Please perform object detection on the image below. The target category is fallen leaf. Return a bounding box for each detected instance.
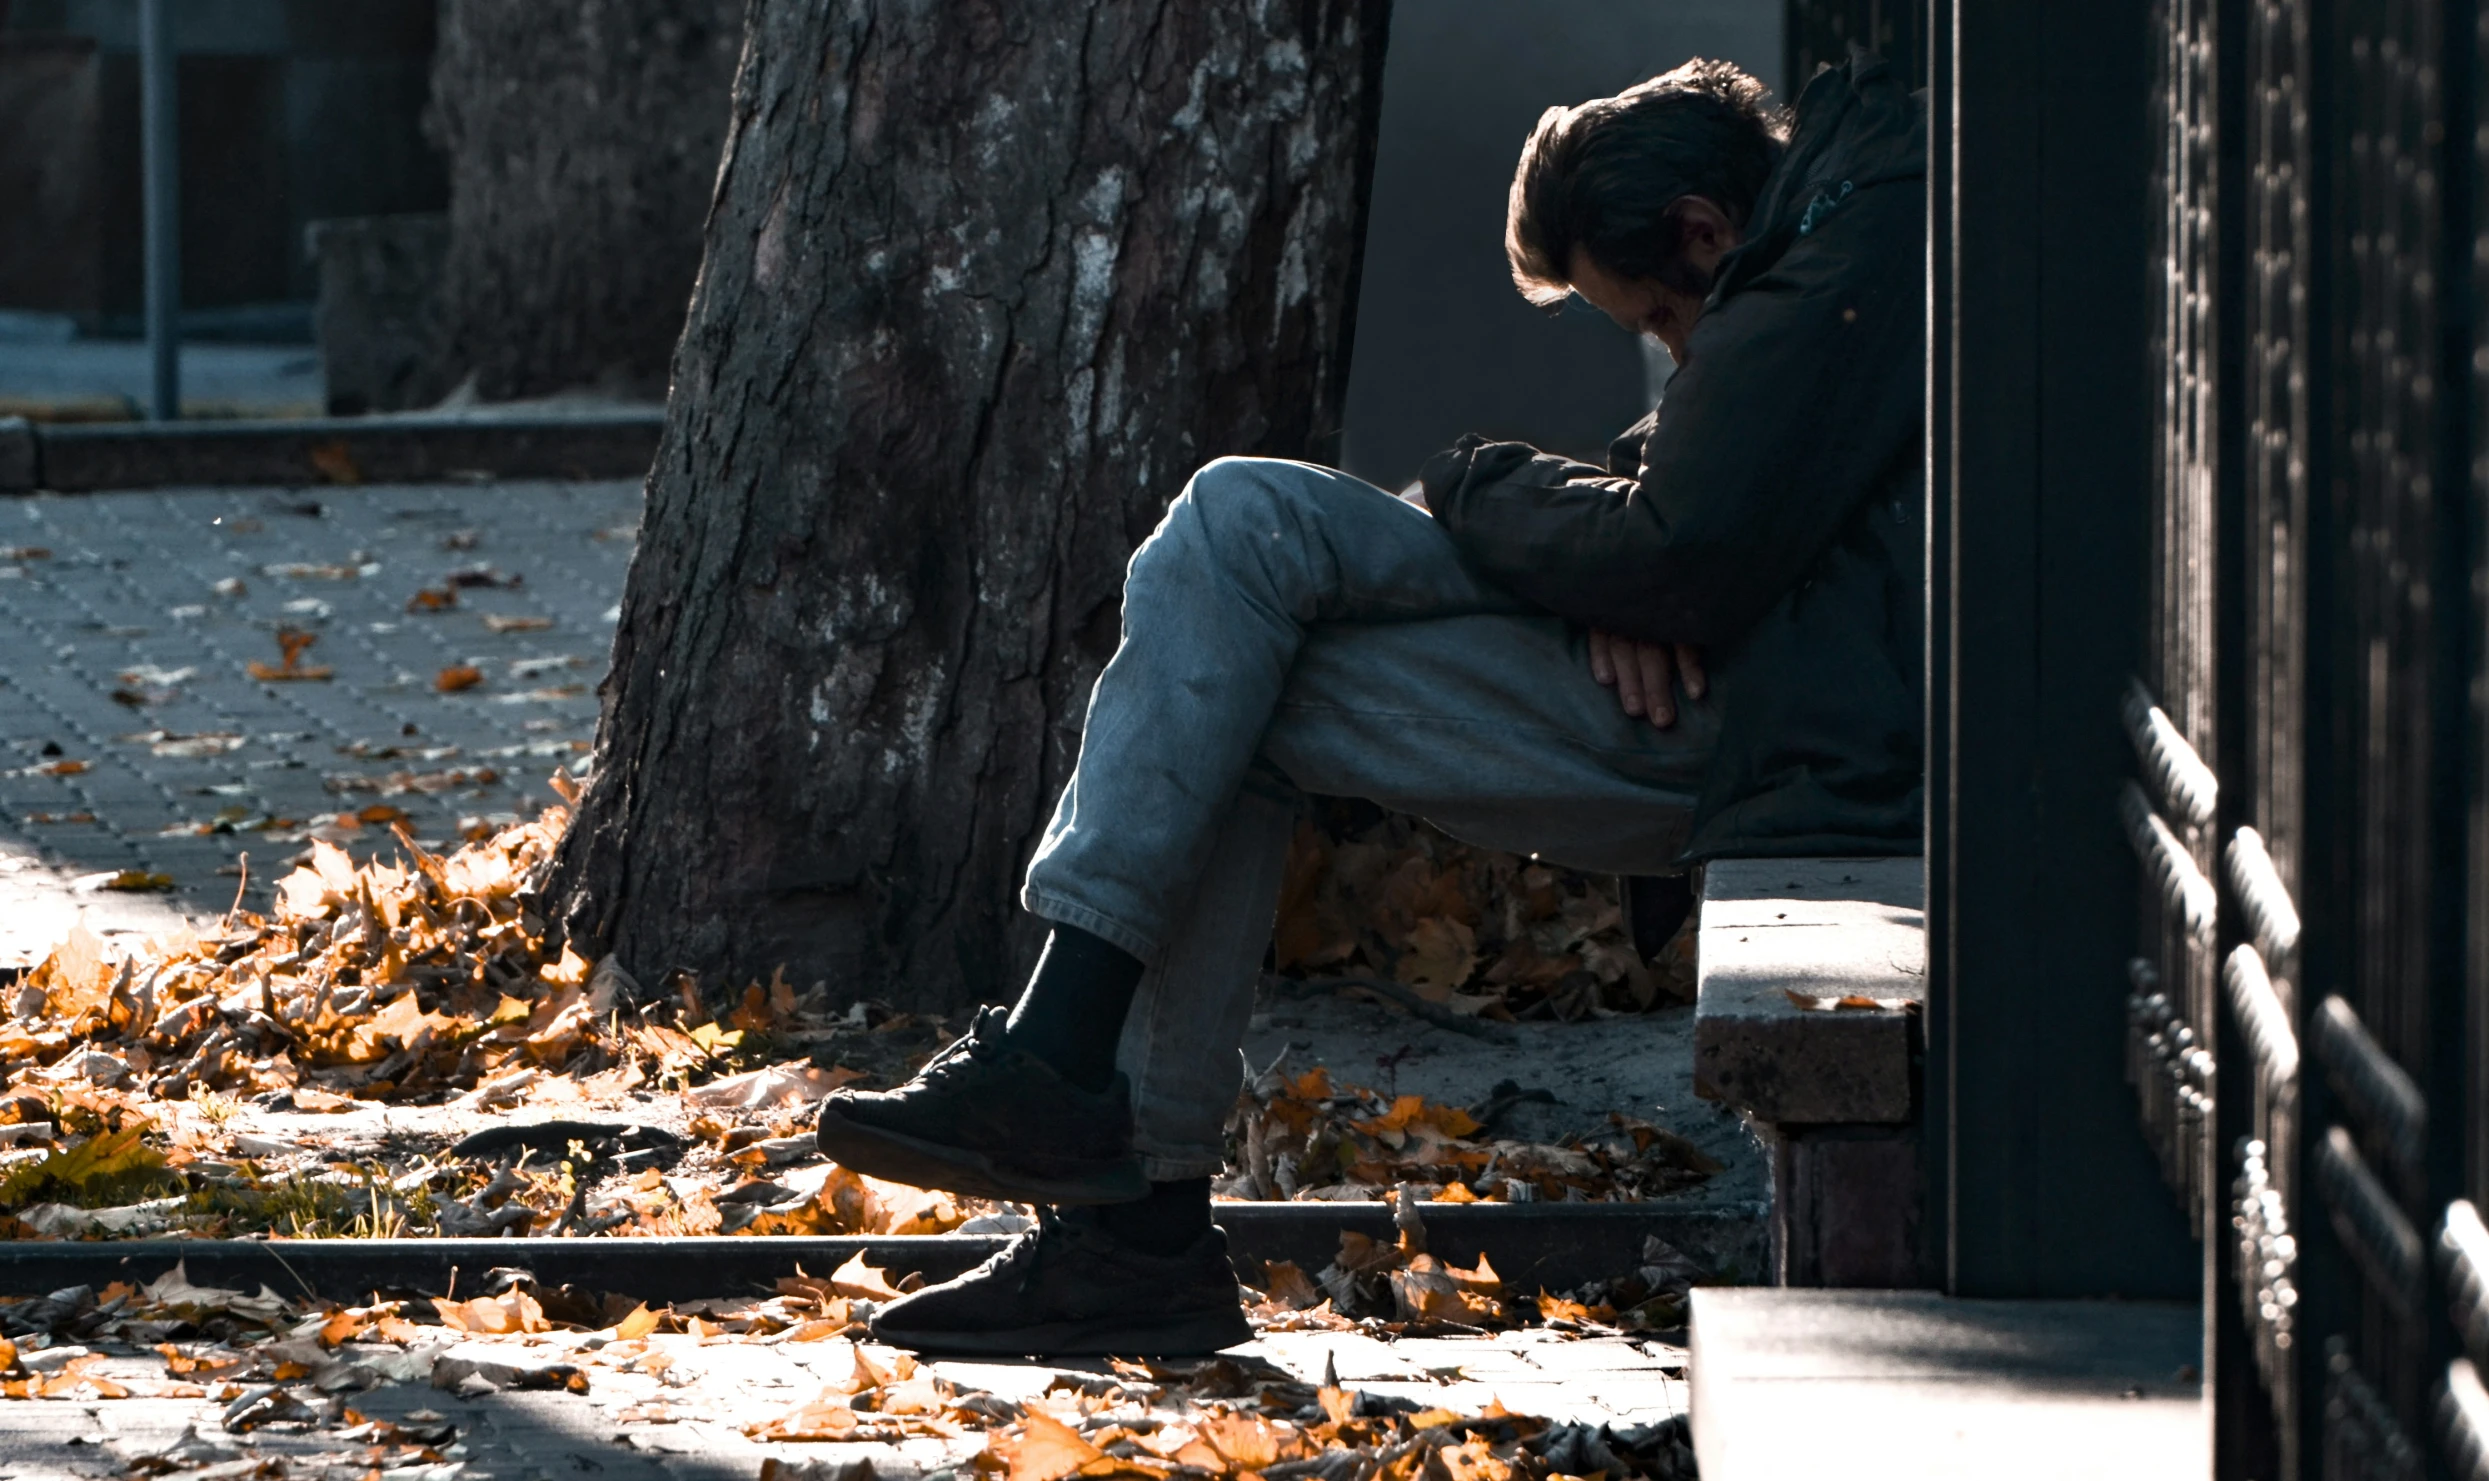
[747,1396,861,1441]
[431,1289,548,1335]
[686,1059,859,1112]
[1398,915,1479,991]
[826,1251,904,1302]
[1198,1412,1307,1469]
[1783,989,1919,1013]
[1534,1291,1617,1326]
[1261,1261,1322,1310]
[1436,1433,1516,1481]
[435,665,484,693]
[248,627,332,681]
[989,1408,1104,1481]
[307,440,362,484]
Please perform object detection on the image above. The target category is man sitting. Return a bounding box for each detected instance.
[814,52,1926,1355]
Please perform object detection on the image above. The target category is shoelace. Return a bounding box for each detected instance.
[906,1006,1009,1089]
[962,1210,1059,1295]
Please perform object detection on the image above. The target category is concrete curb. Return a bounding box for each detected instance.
[0,1202,1768,1302]
[0,411,663,493]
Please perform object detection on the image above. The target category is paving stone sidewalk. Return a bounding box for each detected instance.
[0,480,643,965]
[0,1327,1690,1481]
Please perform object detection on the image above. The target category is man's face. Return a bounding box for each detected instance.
[1564,196,1741,366]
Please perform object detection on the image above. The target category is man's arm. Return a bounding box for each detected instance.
[1423,181,1924,651]
[1406,470,1702,728]
[1589,627,1706,727]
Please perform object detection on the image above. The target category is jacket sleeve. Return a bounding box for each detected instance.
[1423,180,1924,648]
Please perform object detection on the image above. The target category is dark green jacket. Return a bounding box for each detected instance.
[1422,55,1925,863]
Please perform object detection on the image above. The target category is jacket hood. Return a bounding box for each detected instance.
[1713,52,1926,301]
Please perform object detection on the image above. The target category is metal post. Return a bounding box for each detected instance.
[138,0,179,422]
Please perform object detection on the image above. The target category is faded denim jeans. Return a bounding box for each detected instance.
[1022,456,1718,1179]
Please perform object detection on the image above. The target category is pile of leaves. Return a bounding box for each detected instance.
[944,1359,1697,1481]
[3,798,668,1111]
[0,1255,1696,1481]
[1242,1186,1712,1341]
[0,799,1722,1243]
[1221,1062,1720,1206]
[1272,803,1696,1024]
[0,797,1015,1241]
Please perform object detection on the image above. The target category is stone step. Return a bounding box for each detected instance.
[1690,1287,2203,1479]
[0,1201,1771,1305]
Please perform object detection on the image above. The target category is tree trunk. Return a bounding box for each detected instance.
[426,0,746,402]
[545,0,1392,1010]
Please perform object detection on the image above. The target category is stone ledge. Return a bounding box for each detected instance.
[0,1203,1773,1303]
[1689,1287,2203,1479]
[0,409,663,493]
[0,416,33,490]
[1692,856,1924,1125]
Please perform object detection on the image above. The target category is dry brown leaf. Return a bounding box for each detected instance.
[1534,1291,1617,1326]
[247,627,333,682]
[827,1251,903,1302]
[435,665,484,693]
[1783,989,1918,1013]
[1397,915,1479,992]
[1198,1412,1308,1469]
[747,1396,861,1441]
[432,1289,548,1335]
[307,440,362,484]
[989,1408,1105,1481]
[1261,1260,1321,1310]
[1436,1434,1516,1481]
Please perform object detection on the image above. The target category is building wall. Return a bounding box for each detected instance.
[0,0,441,324]
[1340,1,1784,486]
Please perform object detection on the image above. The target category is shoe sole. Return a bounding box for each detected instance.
[870,1307,1253,1358]
[814,1105,1149,1206]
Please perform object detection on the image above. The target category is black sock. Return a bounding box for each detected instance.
[1094,1178,1213,1257]
[1001,925,1145,1093]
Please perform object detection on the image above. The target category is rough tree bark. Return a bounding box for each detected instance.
[544,0,1393,1010]
[426,0,746,402]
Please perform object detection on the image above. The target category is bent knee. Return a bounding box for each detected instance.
[1188,455,1296,504]
[1178,455,1333,533]
[1129,456,1350,587]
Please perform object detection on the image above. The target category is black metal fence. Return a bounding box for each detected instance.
[2125,0,2489,1474]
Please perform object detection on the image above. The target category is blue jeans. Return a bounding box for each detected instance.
[1022,457,1719,1178]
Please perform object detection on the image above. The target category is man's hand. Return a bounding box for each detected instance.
[1589,630,1706,729]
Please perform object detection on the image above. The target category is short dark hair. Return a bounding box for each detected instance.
[1506,59,1789,307]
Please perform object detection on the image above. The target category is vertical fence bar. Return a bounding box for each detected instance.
[138,0,179,422]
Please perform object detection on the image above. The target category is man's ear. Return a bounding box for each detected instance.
[1664,196,1740,269]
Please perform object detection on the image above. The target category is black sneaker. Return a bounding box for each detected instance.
[870,1207,1252,1356]
[813,1007,1148,1204]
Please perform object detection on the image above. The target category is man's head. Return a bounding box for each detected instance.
[1506,59,1787,363]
